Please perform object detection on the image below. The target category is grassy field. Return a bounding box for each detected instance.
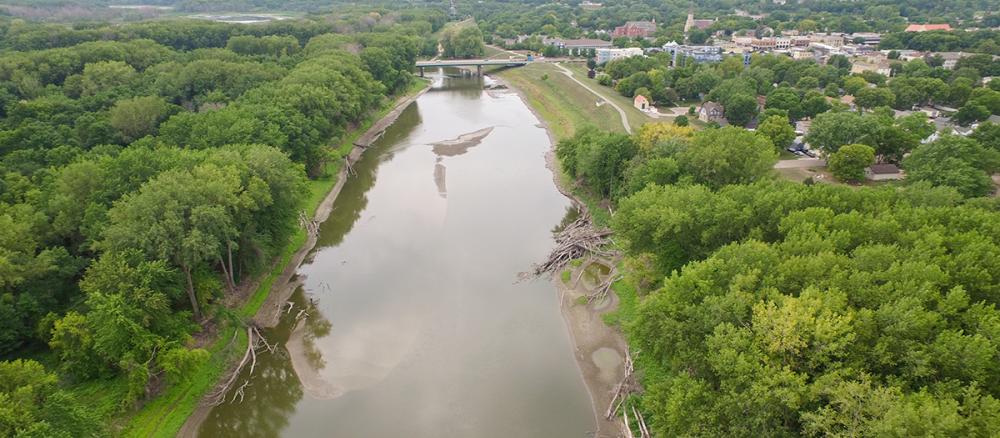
[496,63,635,140]
[89,78,431,438]
[484,45,509,58]
[560,63,660,130]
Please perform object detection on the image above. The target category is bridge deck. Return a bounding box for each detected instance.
[415,59,530,68]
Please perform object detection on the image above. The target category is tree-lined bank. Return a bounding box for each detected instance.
[0,9,446,436]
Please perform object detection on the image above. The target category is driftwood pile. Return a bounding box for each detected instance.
[606,349,650,438]
[588,269,623,304]
[298,211,320,239]
[205,325,277,406]
[521,214,612,279]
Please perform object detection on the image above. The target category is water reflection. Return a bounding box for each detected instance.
[199,69,593,437]
[553,204,582,234]
[312,102,422,251]
[199,289,309,437]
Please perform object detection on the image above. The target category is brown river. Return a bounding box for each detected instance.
[197,70,594,437]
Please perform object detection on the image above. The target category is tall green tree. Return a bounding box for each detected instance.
[101,164,243,319]
[903,135,1000,197]
[757,115,796,150]
[828,143,875,182]
[109,96,172,143]
[676,127,777,189]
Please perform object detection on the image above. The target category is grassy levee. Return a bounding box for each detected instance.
[497,63,630,139]
[109,78,429,438]
[496,62,642,227]
[559,62,654,133]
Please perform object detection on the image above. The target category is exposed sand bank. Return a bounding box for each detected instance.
[430,126,494,156]
[556,259,628,437]
[494,73,631,437]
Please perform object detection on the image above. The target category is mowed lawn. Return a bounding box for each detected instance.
[560,62,661,130]
[495,63,638,140]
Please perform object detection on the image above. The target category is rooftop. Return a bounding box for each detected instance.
[869,163,902,174]
[905,24,952,32]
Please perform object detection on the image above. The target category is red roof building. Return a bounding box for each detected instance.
[612,20,657,38]
[905,24,952,32]
[634,95,650,111]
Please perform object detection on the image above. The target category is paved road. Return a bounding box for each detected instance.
[552,63,632,134]
[774,158,825,169]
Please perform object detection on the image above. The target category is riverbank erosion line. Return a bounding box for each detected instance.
[497,72,633,437]
[256,84,430,329]
[176,82,430,437]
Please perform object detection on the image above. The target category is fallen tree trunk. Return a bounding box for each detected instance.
[204,325,276,406]
[606,348,636,420]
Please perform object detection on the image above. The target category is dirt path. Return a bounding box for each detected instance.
[485,44,521,59]
[552,63,632,134]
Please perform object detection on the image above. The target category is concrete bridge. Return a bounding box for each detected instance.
[415,58,530,76]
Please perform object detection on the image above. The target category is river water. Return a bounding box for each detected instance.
[197,70,594,437]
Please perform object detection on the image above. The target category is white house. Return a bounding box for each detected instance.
[596,47,644,64]
[865,163,905,181]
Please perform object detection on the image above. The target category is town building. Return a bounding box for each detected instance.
[849,32,882,46]
[595,47,644,64]
[905,24,952,32]
[664,41,723,64]
[933,52,979,70]
[716,40,743,53]
[734,9,767,21]
[893,50,925,61]
[790,49,815,60]
[808,33,845,48]
[865,164,905,181]
[850,61,892,77]
[634,95,650,111]
[698,101,726,124]
[612,20,657,38]
[684,12,715,33]
[751,37,791,51]
[543,38,613,51]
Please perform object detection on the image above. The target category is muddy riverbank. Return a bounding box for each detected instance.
[177,84,429,437]
[493,72,631,438]
[254,85,431,329]
[192,69,593,437]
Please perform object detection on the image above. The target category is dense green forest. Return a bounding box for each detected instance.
[556,107,1000,435]
[0,8,443,436]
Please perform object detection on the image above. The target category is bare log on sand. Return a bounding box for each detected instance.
[588,270,623,304]
[605,349,636,419]
[608,349,653,437]
[204,325,277,406]
[520,213,613,280]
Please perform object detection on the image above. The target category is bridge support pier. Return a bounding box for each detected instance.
[476,65,481,76]
[419,67,424,77]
